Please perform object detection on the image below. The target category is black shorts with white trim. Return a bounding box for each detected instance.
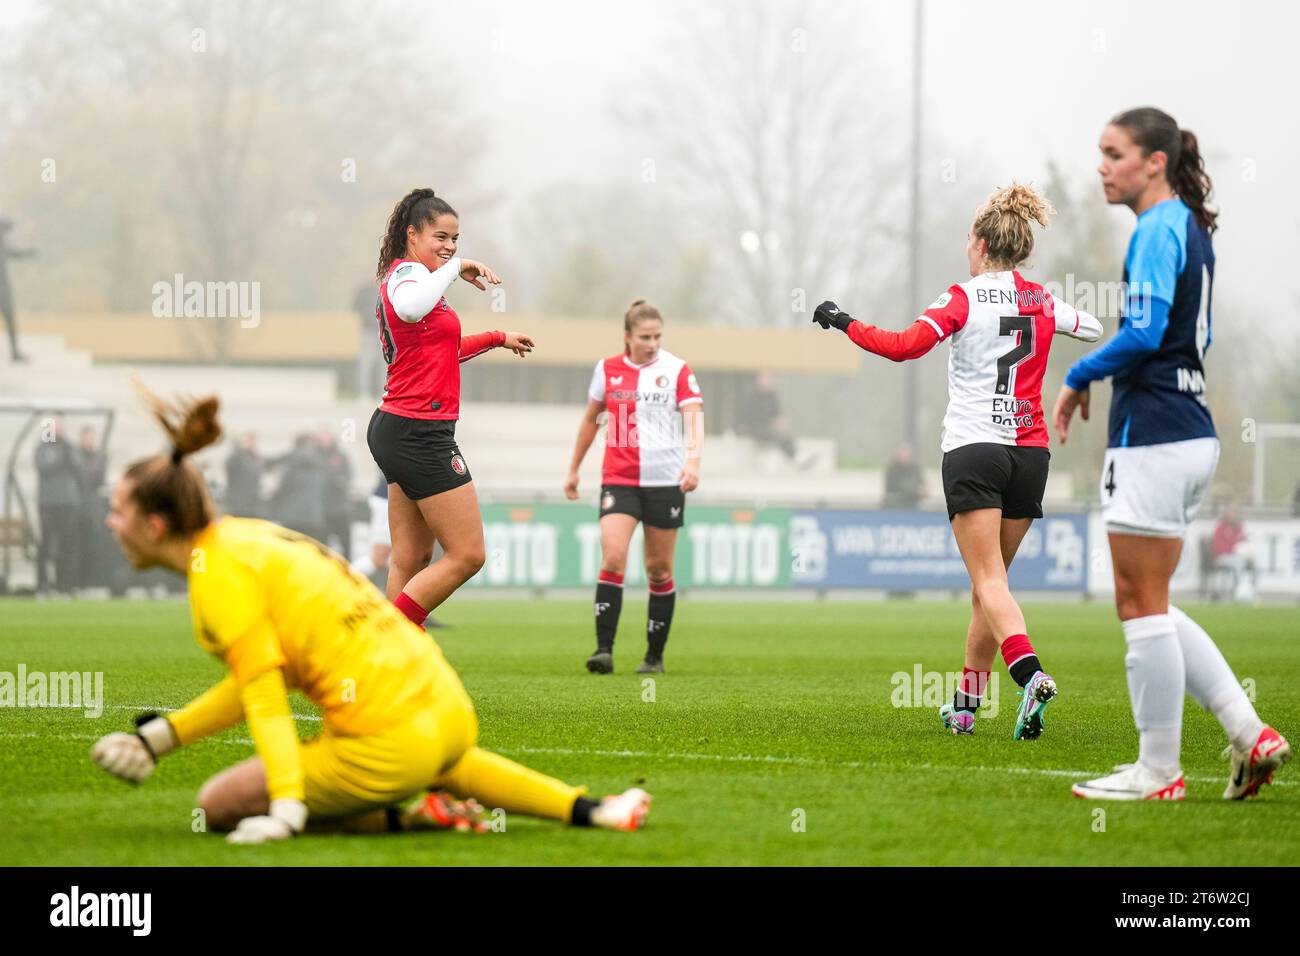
[598,484,685,529]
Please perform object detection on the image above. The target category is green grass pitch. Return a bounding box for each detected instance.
[1,597,1296,866]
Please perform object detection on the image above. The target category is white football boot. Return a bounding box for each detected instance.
[1072,763,1185,801]
[1223,726,1291,800]
[590,788,652,831]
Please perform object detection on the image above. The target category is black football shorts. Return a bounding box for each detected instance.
[941,442,1049,521]
[599,484,686,529]
[367,408,473,501]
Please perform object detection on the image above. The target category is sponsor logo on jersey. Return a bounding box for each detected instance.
[687,373,700,394]
[601,491,615,510]
[609,390,672,404]
[450,454,466,475]
[1176,367,1206,394]
[395,264,413,278]
[611,375,623,385]
[655,374,670,388]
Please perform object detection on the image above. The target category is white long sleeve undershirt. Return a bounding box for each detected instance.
[388,257,462,323]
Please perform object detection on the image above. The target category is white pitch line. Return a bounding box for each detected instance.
[497,744,1295,788]
[107,703,322,722]
[7,719,1292,788]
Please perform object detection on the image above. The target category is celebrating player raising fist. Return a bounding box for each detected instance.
[814,183,1101,739]
[367,188,534,628]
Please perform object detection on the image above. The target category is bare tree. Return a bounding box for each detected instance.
[616,0,908,327]
[0,0,487,357]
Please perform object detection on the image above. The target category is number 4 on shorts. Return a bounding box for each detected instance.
[1104,459,1117,497]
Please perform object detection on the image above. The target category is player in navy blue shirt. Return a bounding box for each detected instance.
[1063,186,1215,448]
[1053,108,1289,802]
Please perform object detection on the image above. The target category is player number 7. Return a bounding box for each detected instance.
[995,315,1035,395]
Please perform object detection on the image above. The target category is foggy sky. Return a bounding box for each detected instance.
[2,0,1296,334]
[434,0,1300,338]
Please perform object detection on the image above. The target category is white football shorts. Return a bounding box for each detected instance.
[1100,437,1219,538]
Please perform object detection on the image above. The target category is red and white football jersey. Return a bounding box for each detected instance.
[588,349,703,486]
[920,271,1090,452]
[376,258,502,420]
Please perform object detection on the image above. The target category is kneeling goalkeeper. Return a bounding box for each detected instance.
[90,385,649,844]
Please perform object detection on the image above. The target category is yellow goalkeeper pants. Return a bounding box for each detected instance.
[302,672,583,822]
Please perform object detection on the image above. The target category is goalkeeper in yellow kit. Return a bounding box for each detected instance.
[89,388,649,844]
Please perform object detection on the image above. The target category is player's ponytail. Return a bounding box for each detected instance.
[376,188,459,281]
[1110,107,1218,233]
[1170,128,1217,233]
[971,183,1054,270]
[623,299,663,355]
[123,381,221,536]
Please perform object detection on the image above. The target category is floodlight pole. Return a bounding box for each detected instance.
[904,0,924,450]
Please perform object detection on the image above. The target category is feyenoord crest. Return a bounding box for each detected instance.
[601,491,615,511]
[450,454,467,476]
[655,374,670,388]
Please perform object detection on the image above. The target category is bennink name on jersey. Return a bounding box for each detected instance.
[972,286,1048,308]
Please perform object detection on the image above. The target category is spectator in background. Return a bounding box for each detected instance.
[76,425,107,493]
[75,425,108,589]
[1211,502,1256,602]
[34,416,81,593]
[883,443,925,509]
[0,215,36,364]
[355,281,384,399]
[224,432,263,518]
[267,433,327,544]
[743,370,795,459]
[743,369,811,468]
[740,370,811,468]
[318,425,354,559]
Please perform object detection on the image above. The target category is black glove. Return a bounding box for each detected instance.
[812,300,853,332]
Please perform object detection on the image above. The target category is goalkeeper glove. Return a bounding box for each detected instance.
[812,300,853,332]
[89,712,178,784]
[227,799,309,845]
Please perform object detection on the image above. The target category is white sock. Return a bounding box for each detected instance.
[1169,605,1264,751]
[1123,614,1184,776]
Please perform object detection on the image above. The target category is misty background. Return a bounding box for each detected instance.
[1,0,1298,506]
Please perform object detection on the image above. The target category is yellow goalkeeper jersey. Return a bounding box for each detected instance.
[186,517,454,736]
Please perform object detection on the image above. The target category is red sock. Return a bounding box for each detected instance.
[1000,633,1035,670]
[394,592,428,627]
